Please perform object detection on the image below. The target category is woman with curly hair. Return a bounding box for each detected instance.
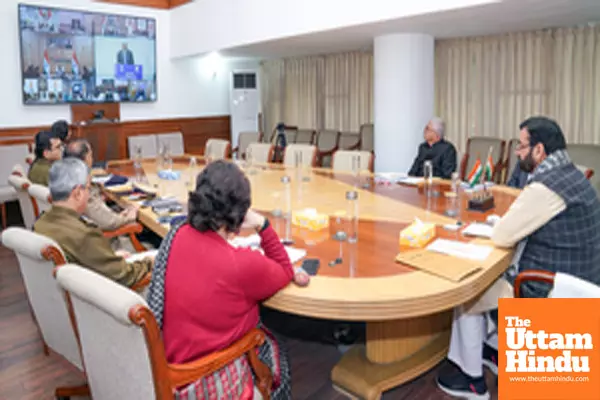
[147,160,308,399]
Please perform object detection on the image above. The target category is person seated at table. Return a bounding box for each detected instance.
[64,139,138,231]
[147,160,310,399]
[28,131,63,186]
[506,161,529,188]
[437,116,600,399]
[34,158,153,288]
[408,117,457,179]
[51,119,72,143]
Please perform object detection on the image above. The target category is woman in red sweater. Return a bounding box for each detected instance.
[147,160,308,399]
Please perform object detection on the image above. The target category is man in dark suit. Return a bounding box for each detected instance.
[408,117,457,179]
[116,43,135,65]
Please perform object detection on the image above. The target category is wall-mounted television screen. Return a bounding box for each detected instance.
[18,4,157,105]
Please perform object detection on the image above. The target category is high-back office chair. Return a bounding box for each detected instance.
[0,144,30,228]
[156,132,185,156]
[359,124,374,153]
[514,270,600,298]
[55,264,273,400]
[1,228,89,399]
[205,139,231,160]
[8,174,36,230]
[332,150,374,173]
[246,143,275,164]
[315,130,340,167]
[460,137,506,183]
[283,144,318,168]
[128,135,158,159]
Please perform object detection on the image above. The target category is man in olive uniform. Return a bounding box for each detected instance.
[28,131,63,186]
[34,158,153,288]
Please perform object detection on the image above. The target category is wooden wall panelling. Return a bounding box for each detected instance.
[0,126,48,139]
[71,103,120,124]
[2,116,230,162]
[119,116,231,155]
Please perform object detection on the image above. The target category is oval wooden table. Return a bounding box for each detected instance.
[105,157,517,400]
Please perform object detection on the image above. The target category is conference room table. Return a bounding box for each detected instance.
[104,156,517,400]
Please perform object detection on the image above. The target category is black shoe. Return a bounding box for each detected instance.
[437,369,490,399]
[482,343,498,375]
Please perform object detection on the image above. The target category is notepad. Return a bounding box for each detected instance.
[462,223,494,239]
[426,239,493,261]
[126,250,158,263]
[396,249,483,282]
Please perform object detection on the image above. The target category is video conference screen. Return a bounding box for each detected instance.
[19,4,157,105]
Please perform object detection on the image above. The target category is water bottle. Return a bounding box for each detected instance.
[133,146,143,182]
[187,156,197,190]
[446,172,460,217]
[346,190,359,243]
[281,176,293,244]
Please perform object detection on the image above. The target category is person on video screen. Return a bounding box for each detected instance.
[116,43,135,65]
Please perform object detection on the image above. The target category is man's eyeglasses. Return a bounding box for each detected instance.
[515,143,531,151]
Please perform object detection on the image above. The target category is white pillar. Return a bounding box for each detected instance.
[374,33,435,173]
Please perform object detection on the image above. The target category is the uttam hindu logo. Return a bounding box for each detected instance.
[498,298,600,400]
[504,315,592,373]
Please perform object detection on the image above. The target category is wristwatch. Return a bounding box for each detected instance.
[257,218,270,233]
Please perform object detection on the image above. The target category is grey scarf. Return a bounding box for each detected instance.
[147,221,186,329]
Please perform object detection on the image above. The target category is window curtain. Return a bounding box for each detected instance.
[261,51,373,133]
[436,25,600,152]
[261,24,600,149]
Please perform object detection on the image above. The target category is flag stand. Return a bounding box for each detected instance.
[467,146,495,212]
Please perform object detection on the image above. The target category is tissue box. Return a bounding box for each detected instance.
[399,221,436,248]
[292,208,329,231]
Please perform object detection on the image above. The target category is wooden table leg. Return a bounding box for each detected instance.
[331,310,452,400]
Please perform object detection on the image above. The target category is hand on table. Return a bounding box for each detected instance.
[293,268,310,287]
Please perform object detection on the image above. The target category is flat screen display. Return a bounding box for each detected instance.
[19,4,157,105]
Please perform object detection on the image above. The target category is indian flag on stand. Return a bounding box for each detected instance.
[467,147,494,187]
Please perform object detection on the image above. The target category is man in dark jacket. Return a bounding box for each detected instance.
[408,117,457,179]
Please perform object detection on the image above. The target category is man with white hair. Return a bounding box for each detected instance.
[408,117,457,179]
[33,158,153,288]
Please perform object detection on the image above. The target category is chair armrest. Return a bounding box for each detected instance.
[103,222,146,252]
[514,270,555,298]
[102,222,144,238]
[130,272,152,292]
[168,328,272,394]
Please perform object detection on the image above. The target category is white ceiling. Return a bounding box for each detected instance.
[221,0,600,59]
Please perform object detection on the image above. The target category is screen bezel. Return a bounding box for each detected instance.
[18,3,158,106]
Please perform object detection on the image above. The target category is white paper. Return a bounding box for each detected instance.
[398,176,425,185]
[462,223,494,239]
[91,174,113,185]
[374,173,407,183]
[283,247,308,263]
[427,239,493,261]
[229,234,307,263]
[126,250,158,263]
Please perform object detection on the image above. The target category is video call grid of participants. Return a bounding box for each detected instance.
[20,5,156,104]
